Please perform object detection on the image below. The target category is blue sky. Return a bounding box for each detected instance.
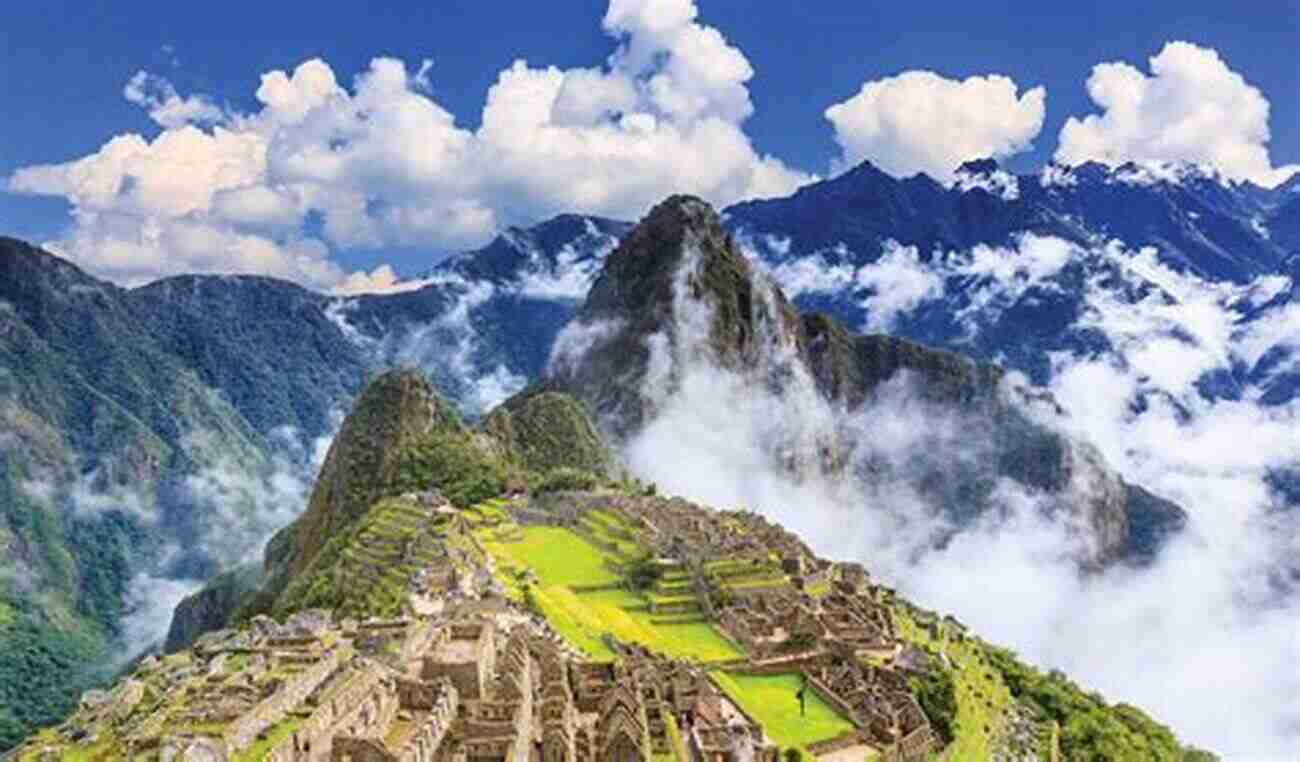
[2,0,1296,287]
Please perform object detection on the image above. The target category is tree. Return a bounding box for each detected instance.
[625,554,663,591]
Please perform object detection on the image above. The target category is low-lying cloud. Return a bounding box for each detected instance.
[616,241,1300,759]
[16,421,336,656]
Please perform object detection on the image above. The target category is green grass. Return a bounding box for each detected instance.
[230,716,302,762]
[480,526,621,587]
[479,524,741,663]
[464,498,512,527]
[709,671,855,751]
[893,607,1013,761]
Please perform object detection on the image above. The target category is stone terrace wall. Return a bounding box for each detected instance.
[275,668,384,762]
[807,731,869,756]
[222,649,343,752]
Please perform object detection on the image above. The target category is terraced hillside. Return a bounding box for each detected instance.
[7,368,1215,762]
[9,486,1213,762]
[275,494,485,619]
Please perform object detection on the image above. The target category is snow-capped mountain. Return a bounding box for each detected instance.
[329,159,1297,428]
[325,214,631,413]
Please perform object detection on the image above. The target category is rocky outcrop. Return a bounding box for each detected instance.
[163,564,262,654]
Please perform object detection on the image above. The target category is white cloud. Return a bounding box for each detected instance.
[825,70,1045,182]
[852,242,945,331]
[953,165,1020,200]
[763,234,1075,336]
[764,251,856,298]
[8,0,811,289]
[1056,41,1300,187]
[547,317,625,377]
[332,265,436,296]
[124,71,225,128]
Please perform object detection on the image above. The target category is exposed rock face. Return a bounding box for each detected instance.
[546,196,1186,566]
[163,564,262,654]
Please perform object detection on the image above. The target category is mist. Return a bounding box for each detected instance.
[18,421,337,658]
[607,242,1300,759]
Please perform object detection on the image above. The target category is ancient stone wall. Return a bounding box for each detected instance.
[222,649,343,752]
[806,731,868,756]
[284,668,385,762]
[330,737,391,762]
[393,680,457,762]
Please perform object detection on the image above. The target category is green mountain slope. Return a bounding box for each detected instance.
[0,238,369,750]
[4,368,1214,762]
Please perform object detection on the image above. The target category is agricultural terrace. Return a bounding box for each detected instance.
[709,671,857,753]
[473,502,742,663]
[892,605,1028,761]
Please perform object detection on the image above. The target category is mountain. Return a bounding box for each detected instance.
[726,159,1299,395]
[332,214,631,412]
[5,365,1215,762]
[2,158,1296,754]
[0,238,369,749]
[541,196,1185,566]
[163,369,617,651]
[0,214,630,749]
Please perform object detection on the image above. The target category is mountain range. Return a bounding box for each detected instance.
[0,157,1296,755]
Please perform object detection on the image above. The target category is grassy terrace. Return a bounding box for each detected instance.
[231,716,302,762]
[481,526,621,588]
[892,606,1020,761]
[709,671,856,754]
[475,506,741,663]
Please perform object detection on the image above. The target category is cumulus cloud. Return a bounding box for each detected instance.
[123,71,225,128]
[8,0,810,290]
[1056,41,1300,187]
[825,71,1046,182]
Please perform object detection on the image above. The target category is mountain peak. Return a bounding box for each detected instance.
[639,194,720,237]
[272,369,462,584]
[956,157,1001,175]
[580,194,742,323]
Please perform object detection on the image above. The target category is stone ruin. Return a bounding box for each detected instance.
[28,490,944,762]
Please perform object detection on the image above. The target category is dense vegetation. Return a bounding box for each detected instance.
[0,455,159,749]
[908,658,958,745]
[984,646,1217,762]
[483,391,611,476]
[0,240,368,751]
[0,598,109,750]
[395,430,513,507]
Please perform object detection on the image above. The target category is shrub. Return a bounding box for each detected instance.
[625,554,664,591]
[535,467,600,494]
[910,664,957,745]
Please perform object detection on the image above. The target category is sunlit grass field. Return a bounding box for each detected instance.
[709,671,856,750]
[477,517,741,662]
